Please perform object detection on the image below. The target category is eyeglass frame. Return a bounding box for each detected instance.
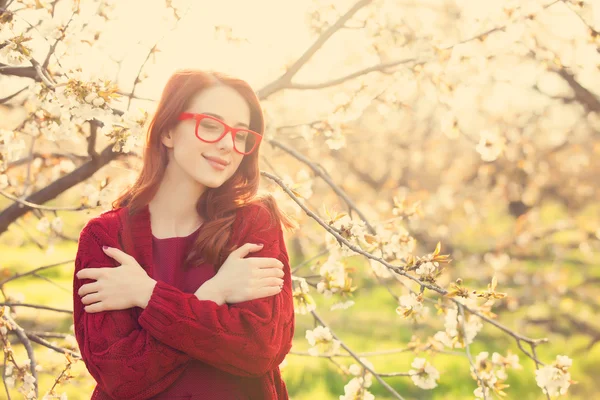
[177,112,263,155]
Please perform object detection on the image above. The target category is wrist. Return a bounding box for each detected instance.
[138,278,157,309]
[195,279,226,306]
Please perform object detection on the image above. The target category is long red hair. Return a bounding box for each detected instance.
[112,69,295,268]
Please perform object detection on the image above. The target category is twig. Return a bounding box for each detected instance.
[4,313,37,397]
[291,249,329,275]
[2,351,11,400]
[258,0,373,99]
[286,58,419,90]
[458,305,486,399]
[531,343,552,400]
[311,310,406,400]
[25,333,79,359]
[0,87,27,104]
[0,142,122,234]
[0,303,72,314]
[261,171,548,359]
[267,140,376,234]
[0,259,73,286]
[0,190,91,212]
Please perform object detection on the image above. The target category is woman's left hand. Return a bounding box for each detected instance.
[76,246,157,313]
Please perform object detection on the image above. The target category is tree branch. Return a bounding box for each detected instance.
[257,0,373,99]
[0,86,27,104]
[287,58,418,90]
[0,303,72,314]
[0,143,122,235]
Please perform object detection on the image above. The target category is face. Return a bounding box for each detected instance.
[161,84,251,189]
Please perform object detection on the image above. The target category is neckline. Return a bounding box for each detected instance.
[151,223,202,241]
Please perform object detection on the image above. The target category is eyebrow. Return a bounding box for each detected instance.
[203,112,249,129]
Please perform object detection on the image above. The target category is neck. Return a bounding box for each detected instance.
[148,164,205,235]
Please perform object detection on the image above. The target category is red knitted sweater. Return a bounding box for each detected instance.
[72,203,295,399]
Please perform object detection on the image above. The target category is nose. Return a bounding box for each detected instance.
[216,131,234,152]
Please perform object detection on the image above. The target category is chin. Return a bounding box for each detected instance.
[195,177,227,189]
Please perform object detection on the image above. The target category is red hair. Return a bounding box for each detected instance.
[112,69,295,268]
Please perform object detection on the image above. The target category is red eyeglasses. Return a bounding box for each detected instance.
[177,112,262,155]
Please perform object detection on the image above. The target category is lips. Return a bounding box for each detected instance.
[202,155,229,166]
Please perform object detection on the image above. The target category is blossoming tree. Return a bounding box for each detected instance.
[1,0,599,399]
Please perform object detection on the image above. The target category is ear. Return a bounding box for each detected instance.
[161,129,175,148]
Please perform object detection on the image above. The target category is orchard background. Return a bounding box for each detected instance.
[1,0,599,399]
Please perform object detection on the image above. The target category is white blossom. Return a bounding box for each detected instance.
[415,261,437,276]
[0,129,27,163]
[51,217,64,234]
[396,293,428,319]
[474,385,491,399]
[37,217,51,234]
[306,326,341,356]
[535,365,571,396]
[5,376,15,388]
[476,130,506,162]
[0,174,9,190]
[434,307,483,348]
[339,377,375,400]
[330,300,355,311]
[409,357,440,389]
[292,277,316,315]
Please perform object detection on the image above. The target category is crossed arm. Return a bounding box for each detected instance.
[73,208,294,399]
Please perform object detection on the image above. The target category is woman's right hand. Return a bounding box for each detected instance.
[196,243,285,305]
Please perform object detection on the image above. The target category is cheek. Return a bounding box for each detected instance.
[231,155,245,172]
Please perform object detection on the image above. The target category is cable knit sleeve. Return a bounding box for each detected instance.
[73,218,191,400]
[138,203,295,377]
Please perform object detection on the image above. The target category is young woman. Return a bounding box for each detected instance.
[72,70,296,400]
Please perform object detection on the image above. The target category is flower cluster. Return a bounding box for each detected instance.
[340,358,375,400]
[0,34,33,66]
[535,355,573,397]
[471,351,522,398]
[396,292,429,320]
[433,306,483,348]
[305,326,341,356]
[476,130,506,162]
[325,210,369,257]
[316,257,356,298]
[291,277,316,315]
[409,357,440,390]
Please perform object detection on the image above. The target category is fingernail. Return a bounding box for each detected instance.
[102,246,108,250]
[257,243,264,247]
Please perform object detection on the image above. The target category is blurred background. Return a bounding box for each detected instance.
[1,0,599,399]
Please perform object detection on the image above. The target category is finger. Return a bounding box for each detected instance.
[259,277,284,287]
[84,302,105,313]
[233,243,265,258]
[78,282,100,297]
[254,286,282,299]
[248,257,284,269]
[81,293,102,305]
[102,246,134,265]
[254,267,285,279]
[76,268,104,281]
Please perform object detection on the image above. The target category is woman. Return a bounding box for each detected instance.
[72,70,296,400]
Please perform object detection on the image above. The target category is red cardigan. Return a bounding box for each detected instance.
[72,203,295,399]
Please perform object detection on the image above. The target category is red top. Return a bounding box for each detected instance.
[72,203,295,400]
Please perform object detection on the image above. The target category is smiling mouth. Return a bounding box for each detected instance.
[202,155,229,166]
[203,155,228,170]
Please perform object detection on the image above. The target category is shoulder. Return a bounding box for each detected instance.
[79,207,125,242]
[233,200,282,241]
[237,201,278,227]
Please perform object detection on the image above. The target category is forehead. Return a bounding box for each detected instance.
[186,85,251,127]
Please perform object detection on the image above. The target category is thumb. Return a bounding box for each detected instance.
[233,242,264,258]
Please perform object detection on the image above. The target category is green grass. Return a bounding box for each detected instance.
[2,249,598,400]
[0,198,598,399]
